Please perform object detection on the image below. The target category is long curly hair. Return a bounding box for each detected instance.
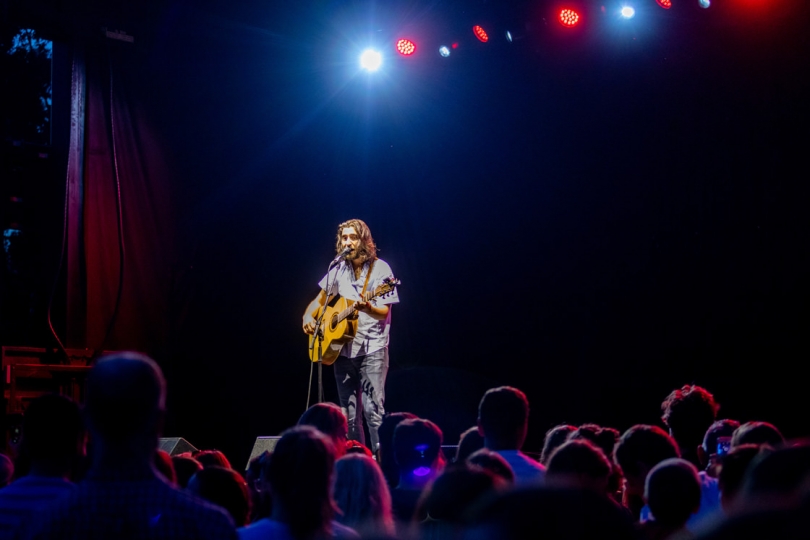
[335,219,377,263]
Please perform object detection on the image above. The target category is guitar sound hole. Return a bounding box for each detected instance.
[330,316,338,331]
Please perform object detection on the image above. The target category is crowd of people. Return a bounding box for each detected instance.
[1,351,808,540]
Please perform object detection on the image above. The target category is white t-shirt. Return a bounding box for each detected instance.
[318,258,399,358]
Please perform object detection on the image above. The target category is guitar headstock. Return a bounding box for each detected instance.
[374,276,400,298]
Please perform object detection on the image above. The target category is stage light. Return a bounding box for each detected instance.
[359,49,382,72]
[656,0,672,9]
[396,39,416,56]
[621,6,636,18]
[473,25,489,42]
[559,9,580,27]
[506,31,513,42]
[699,0,710,7]
[439,46,450,57]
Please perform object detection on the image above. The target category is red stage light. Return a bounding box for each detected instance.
[473,25,489,42]
[656,0,672,8]
[396,39,416,56]
[559,9,580,27]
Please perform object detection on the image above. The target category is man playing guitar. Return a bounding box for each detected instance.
[303,219,399,453]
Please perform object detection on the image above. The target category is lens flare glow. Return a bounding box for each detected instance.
[359,49,382,71]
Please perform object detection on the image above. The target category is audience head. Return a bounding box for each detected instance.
[84,352,166,446]
[0,454,13,487]
[540,424,577,466]
[699,419,740,475]
[262,425,337,539]
[172,454,203,488]
[661,385,720,467]
[298,402,349,458]
[718,444,761,511]
[478,386,530,451]
[644,458,701,528]
[154,449,177,485]
[455,426,485,463]
[378,411,417,489]
[569,424,620,462]
[740,441,810,504]
[332,453,394,536]
[465,487,638,540]
[467,448,515,484]
[614,425,680,498]
[18,393,84,477]
[188,465,251,527]
[731,421,784,449]
[245,451,272,522]
[419,466,501,524]
[393,418,444,482]
[194,449,232,469]
[546,440,612,496]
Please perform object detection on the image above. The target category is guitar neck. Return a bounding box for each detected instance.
[335,291,373,324]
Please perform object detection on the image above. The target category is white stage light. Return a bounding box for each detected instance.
[699,0,710,7]
[359,49,382,72]
[620,6,636,18]
[439,46,450,57]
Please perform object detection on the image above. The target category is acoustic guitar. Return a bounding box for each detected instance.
[308,276,399,365]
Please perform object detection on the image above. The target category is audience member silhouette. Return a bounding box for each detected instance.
[378,412,417,490]
[154,450,177,485]
[0,394,84,540]
[22,352,236,540]
[195,449,232,469]
[540,424,577,466]
[731,421,784,449]
[455,426,485,464]
[391,418,445,527]
[467,448,515,484]
[172,454,203,488]
[298,402,350,458]
[332,453,394,537]
[417,466,502,540]
[188,466,251,527]
[614,425,680,519]
[244,451,272,523]
[698,420,740,478]
[478,386,545,485]
[738,441,810,509]
[545,440,612,497]
[640,458,701,540]
[716,444,761,513]
[464,486,640,540]
[661,385,720,469]
[238,425,357,540]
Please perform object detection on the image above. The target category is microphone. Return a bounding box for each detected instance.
[329,246,352,267]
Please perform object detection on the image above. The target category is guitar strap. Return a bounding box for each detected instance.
[361,260,376,299]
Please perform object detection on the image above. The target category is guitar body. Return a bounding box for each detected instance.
[308,295,358,365]
[306,275,400,365]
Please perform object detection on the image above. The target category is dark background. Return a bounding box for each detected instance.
[3,0,809,468]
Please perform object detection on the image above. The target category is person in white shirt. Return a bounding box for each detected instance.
[303,219,399,453]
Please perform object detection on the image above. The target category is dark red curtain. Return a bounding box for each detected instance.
[65,41,177,358]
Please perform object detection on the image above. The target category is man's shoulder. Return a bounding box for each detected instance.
[26,477,236,540]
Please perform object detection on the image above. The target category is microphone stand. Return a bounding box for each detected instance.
[309,256,342,405]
